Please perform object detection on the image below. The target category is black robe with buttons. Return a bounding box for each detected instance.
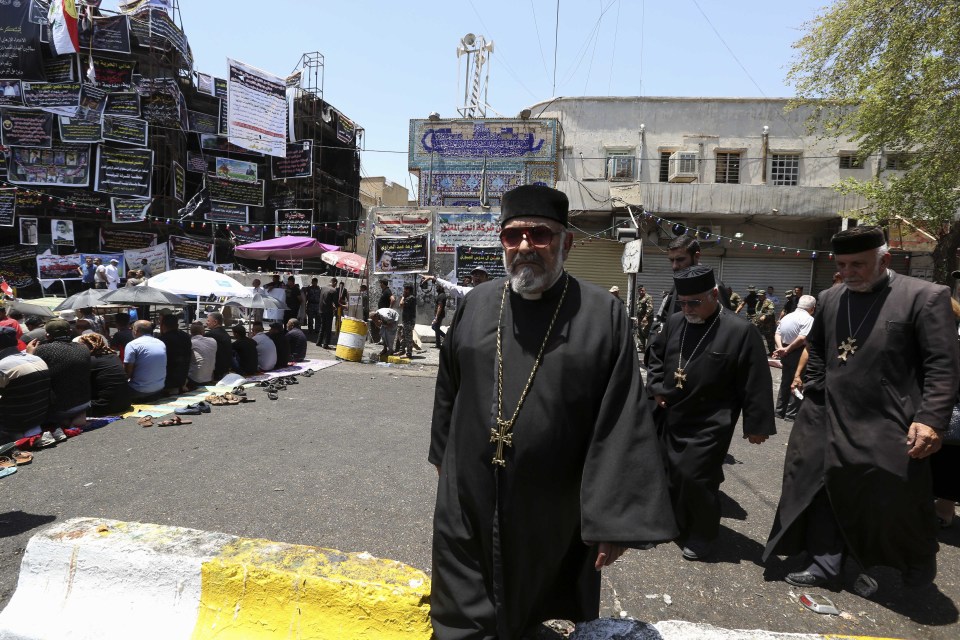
[429,274,677,640]
[646,307,776,542]
[763,272,959,571]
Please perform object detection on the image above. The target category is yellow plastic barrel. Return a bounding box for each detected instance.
[335,316,368,362]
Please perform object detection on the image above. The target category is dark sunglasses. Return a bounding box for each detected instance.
[676,299,704,308]
[499,226,562,249]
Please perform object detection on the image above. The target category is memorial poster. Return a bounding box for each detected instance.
[110,197,151,224]
[373,235,430,275]
[226,58,286,158]
[8,143,91,186]
[1,109,53,147]
[94,145,153,197]
[208,174,263,207]
[270,139,312,179]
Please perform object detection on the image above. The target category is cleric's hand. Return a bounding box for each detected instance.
[746,434,768,445]
[906,422,941,459]
[593,542,626,570]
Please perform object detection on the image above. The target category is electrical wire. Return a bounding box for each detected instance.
[606,0,621,96]
[466,0,540,101]
[529,0,552,78]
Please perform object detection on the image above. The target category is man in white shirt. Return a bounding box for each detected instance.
[249,278,267,323]
[773,294,817,420]
[420,266,491,301]
[187,321,217,389]
[105,259,121,290]
[369,307,400,358]
[249,321,277,371]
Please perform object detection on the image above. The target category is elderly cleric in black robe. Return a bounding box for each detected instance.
[646,265,775,561]
[429,185,677,640]
[764,226,960,589]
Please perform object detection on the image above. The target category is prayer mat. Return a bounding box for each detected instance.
[241,359,338,383]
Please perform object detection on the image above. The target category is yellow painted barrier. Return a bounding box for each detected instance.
[336,316,368,362]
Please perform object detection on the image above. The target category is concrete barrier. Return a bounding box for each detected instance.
[0,517,432,640]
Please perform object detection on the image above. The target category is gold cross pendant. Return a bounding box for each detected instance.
[838,336,857,362]
[674,367,687,389]
[490,418,514,467]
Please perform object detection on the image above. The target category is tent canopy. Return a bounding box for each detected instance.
[234,236,339,260]
[147,268,250,298]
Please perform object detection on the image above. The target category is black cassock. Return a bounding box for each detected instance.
[429,274,676,640]
[646,308,775,541]
[764,272,959,571]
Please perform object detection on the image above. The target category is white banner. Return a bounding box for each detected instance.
[226,58,286,158]
[124,243,169,276]
[435,212,501,253]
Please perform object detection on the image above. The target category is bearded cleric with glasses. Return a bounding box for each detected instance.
[428,184,676,639]
[646,265,776,562]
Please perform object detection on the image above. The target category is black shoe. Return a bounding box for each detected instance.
[785,571,841,591]
[902,560,937,587]
[681,538,715,561]
[267,391,279,400]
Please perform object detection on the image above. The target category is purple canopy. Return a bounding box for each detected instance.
[233,236,340,260]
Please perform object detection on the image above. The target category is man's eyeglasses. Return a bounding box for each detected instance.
[499,226,562,249]
[676,299,704,308]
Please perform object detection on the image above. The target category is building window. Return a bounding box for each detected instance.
[886,154,907,171]
[605,151,635,181]
[770,154,800,186]
[715,152,741,184]
[659,151,673,182]
[838,154,863,169]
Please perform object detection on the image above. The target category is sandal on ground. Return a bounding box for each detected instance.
[238,396,256,403]
[283,376,298,384]
[267,391,279,400]
[0,456,15,469]
[301,370,314,377]
[12,450,32,465]
[0,466,16,479]
[158,416,192,427]
[205,394,227,406]
[221,393,242,405]
[175,405,202,415]
[137,416,155,428]
[256,381,271,387]
[231,385,247,396]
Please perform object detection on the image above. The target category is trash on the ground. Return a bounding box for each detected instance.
[83,482,93,487]
[662,594,672,605]
[619,611,628,618]
[799,593,840,615]
[644,594,659,599]
[273,488,284,491]
[853,573,878,598]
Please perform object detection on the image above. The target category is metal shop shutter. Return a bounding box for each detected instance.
[638,249,722,311]
[564,237,629,293]
[719,256,814,313]
[811,255,837,296]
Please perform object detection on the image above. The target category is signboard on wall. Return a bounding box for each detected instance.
[373,235,430,275]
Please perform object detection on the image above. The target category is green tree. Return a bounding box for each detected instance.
[788,0,960,283]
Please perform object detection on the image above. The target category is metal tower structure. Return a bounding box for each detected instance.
[456,33,494,118]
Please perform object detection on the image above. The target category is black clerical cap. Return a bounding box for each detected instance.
[831,226,885,255]
[500,185,568,227]
[0,326,16,348]
[674,265,716,295]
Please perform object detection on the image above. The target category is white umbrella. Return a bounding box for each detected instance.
[146,268,250,298]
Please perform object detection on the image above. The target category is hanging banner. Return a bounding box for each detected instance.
[43,57,76,83]
[79,15,131,54]
[172,160,184,201]
[0,187,14,226]
[79,84,106,112]
[46,188,109,217]
[59,113,102,143]
[0,244,36,287]
[187,109,217,134]
[88,56,135,91]
[196,72,213,96]
[336,112,355,144]
[14,189,43,217]
[218,98,227,135]
[275,208,311,237]
[21,81,81,109]
[0,79,23,106]
[1,109,53,147]
[0,1,45,81]
[103,91,139,117]
[373,235,430,275]
[94,145,153,197]
[186,151,209,173]
[230,223,261,245]
[51,218,74,246]
[214,77,227,99]
[373,209,432,237]
[270,139,312,179]
[100,227,156,251]
[110,196,151,223]
[168,235,213,264]
[435,212,501,253]
[37,252,82,280]
[276,259,302,271]
[8,143,91,186]
[129,8,191,67]
[19,216,38,245]
[124,242,168,276]
[454,246,507,279]
[208,174,263,207]
[226,58,286,158]
[101,114,148,146]
[214,157,257,183]
[205,201,247,224]
[0,143,7,175]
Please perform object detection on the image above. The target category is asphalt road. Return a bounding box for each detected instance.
[0,341,957,639]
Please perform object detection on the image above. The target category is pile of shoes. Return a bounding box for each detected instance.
[0,441,33,479]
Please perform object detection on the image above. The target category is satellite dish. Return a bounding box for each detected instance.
[462,33,476,47]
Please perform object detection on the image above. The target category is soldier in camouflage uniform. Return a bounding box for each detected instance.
[728,289,743,315]
[635,283,654,349]
[753,290,777,354]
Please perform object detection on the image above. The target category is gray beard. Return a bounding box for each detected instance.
[506,254,564,295]
[684,314,706,324]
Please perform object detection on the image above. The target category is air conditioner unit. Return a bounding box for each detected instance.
[668,151,699,183]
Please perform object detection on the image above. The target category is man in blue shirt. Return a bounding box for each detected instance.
[77,256,96,290]
[123,320,167,400]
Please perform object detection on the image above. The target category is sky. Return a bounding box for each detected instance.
[102,0,831,198]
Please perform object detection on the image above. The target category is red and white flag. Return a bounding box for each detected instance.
[0,279,14,299]
[48,0,80,56]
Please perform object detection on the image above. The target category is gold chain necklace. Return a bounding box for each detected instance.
[490,273,570,467]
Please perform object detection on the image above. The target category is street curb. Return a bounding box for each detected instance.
[653,620,901,639]
[0,517,432,640]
